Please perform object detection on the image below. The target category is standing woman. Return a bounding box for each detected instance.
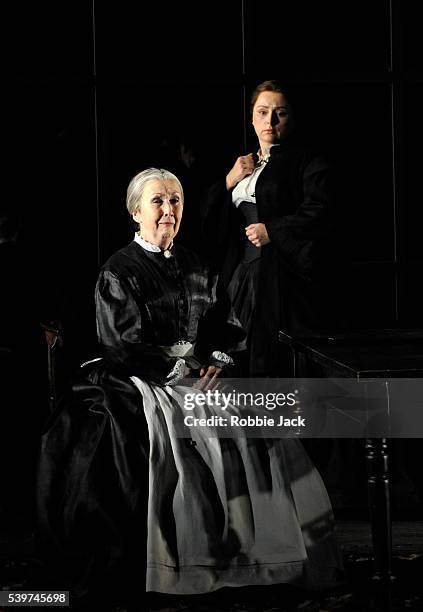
[201,80,341,376]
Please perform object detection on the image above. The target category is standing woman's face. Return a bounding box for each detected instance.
[252,91,292,151]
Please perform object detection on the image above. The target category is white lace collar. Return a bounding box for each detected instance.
[133,233,174,257]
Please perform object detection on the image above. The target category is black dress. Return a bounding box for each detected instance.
[227,201,261,342]
[37,240,341,599]
[201,139,345,376]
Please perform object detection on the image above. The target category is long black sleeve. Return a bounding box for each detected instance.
[96,270,178,383]
[265,156,336,282]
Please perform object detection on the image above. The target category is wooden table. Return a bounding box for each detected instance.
[278,328,423,583]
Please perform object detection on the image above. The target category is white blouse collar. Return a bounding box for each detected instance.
[258,143,280,162]
[134,233,161,252]
[134,233,174,255]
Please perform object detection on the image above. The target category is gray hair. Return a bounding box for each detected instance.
[126,167,184,216]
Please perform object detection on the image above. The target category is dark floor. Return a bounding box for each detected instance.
[1,514,422,612]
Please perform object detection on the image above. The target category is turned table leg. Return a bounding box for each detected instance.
[365,437,393,581]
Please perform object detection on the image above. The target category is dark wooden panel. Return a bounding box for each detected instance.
[340,263,397,329]
[400,85,423,260]
[402,3,423,71]
[398,263,423,327]
[244,0,390,73]
[94,3,243,79]
[7,81,99,361]
[6,3,93,77]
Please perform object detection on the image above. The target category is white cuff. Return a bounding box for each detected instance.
[208,351,234,369]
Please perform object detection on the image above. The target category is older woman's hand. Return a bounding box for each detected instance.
[245,223,270,247]
[226,154,255,190]
[196,365,222,391]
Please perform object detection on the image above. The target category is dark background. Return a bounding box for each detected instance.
[5,0,423,361]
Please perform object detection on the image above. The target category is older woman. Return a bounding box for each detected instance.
[38,168,341,608]
[201,80,342,376]
[94,167,241,385]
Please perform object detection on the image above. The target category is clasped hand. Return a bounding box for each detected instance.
[226,153,255,190]
[246,223,270,247]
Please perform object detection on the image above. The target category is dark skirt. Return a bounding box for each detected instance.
[36,362,342,600]
[36,363,150,603]
[227,258,260,340]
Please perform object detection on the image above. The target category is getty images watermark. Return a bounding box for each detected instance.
[180,386,306,433]
[171,377,423,438]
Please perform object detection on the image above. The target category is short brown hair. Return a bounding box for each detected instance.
[249,80,292,116]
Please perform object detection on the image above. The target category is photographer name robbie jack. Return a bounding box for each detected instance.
[184,414,306,428]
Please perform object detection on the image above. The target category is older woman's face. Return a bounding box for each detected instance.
[133,178,183,248]
[252,91,291,151]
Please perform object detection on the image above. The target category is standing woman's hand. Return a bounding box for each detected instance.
[245,223,270,247]
[226,154,255,190]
